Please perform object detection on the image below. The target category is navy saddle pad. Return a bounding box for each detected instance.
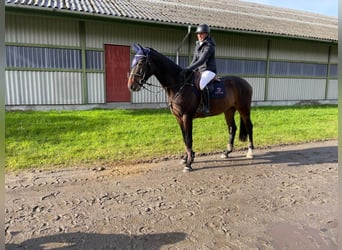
[207,81,225,99]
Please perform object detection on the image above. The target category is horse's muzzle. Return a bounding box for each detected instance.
[127,78,141,92]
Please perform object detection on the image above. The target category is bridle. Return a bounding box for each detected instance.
[129,55,149,86]
[128,54,161,90]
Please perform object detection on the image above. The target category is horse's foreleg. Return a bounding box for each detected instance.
[181,115,195,172]
[221,108,237,159]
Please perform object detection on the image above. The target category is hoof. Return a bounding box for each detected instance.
[221,150,231,159]
[246,148,254,159]
[183,166,193,172]
[220,153,228,159]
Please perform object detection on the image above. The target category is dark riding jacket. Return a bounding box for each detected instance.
[187,36,217,74]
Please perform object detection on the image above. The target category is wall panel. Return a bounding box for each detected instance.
[330,45,338,63]
[326,79,338,99]
[86,22,186,54]
[244,77,265,101]
[131,76,167,104]
[267,78,326,100]
[6,14,80,46]
[269,39,329,62]
[87,73,105,104]
[213,33,268,59]
[6,71,83,105]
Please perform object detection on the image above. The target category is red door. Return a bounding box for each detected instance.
[105,44,130,102]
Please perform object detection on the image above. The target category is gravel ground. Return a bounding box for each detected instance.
[5,140,338,249]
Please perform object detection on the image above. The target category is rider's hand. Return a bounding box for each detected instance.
[179,68,191,82]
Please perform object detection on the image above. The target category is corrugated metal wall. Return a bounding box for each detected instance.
[327,80,338,99]
[269,39,329,62]
[86,22,187,53]
[6,15,80,46]
[268,79,326,100]
[214,33,268,59]
[5,71,83,105]
[5,13,338,107]
[87,73,105,103]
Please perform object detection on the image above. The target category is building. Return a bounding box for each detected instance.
[5,0,338,109]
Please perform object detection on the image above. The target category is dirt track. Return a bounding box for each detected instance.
[5,140,338,249]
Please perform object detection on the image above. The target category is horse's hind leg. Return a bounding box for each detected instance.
[221,107,237,159]
[240,113,254,159]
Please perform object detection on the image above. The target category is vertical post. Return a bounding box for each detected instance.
[325,45,331,100]
[264,39,271,101]
[176,25,192,65]
[79,21,88,104]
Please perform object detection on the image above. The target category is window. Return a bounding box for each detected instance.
[6,45,82,69]
[216,59,266,75]
[329,64,338,77]
[86,50,103,70]
[269,61,327,77]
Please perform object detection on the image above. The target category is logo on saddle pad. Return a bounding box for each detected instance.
[207,80,225,99]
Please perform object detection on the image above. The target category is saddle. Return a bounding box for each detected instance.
[192,71,225,99]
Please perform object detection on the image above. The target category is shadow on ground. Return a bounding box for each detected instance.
[195,144,337,171]
[6,232,187,250]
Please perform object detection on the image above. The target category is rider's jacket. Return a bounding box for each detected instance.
[187,36,217,74]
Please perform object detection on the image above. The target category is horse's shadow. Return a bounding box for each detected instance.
[6,232,187,250]
[194,145,337,171]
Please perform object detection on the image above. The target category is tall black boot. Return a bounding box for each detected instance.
[201,87,210,116]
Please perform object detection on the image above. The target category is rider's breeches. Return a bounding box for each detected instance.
[199,70,216,90]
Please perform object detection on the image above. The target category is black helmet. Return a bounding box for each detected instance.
[195,24,210,34]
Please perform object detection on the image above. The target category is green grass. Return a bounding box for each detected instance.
[5,105,337,171]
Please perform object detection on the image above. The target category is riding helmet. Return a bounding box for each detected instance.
[196,24,210,34]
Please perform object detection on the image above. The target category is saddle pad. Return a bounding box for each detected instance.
[209,81,225,99]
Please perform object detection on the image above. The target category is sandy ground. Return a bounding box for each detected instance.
[5,140,338,249]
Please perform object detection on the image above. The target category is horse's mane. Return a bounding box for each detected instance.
[148,47,182,72]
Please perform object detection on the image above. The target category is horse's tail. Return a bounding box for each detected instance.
[239,117,248,142]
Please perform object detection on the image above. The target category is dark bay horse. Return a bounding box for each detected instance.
[127,44,254,172]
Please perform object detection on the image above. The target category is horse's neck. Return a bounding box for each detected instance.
[151,52,180,90]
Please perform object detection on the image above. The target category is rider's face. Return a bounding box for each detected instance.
[197,32,208,42]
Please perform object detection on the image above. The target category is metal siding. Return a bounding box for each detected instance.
[267,78,326,101]
[5,13,336,107]
[86,22,130,49]
[6,71,83,105]
[269,40,329,62]
[326,79,338,99]
[86,21,188,54]
[6,14,79,46]
[131,76,167,104]
[215,34,268,59]
[244,77,265,101]
[87,73,105,103]
[330,45,338,63]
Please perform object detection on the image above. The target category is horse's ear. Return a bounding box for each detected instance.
[133,44,141,53]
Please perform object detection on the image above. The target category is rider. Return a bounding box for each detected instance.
[180,24,217,115]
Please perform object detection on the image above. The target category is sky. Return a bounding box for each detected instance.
[240,0,338,17]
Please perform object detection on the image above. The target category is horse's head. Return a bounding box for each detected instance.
[127,44,154,92]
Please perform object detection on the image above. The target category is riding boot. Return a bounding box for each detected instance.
[201,87,210,116]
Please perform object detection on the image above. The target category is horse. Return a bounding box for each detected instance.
[127,44,254,172]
